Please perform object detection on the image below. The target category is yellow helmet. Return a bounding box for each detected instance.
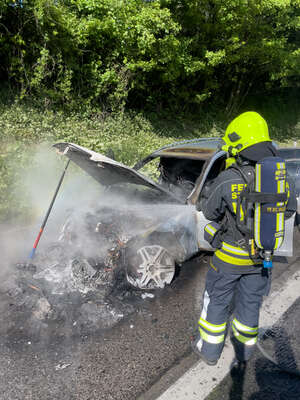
[222,111,270,156]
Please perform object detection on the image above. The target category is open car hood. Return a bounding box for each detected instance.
[53,142,184,203]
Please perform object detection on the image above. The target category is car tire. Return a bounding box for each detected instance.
[125,234,176,290]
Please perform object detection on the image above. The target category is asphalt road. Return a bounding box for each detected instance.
[0,242,299,400]
[205,298,300,400]
[0,253,207,400]
[151,256,300,400]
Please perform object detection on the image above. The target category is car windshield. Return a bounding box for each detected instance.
[136,155,207,199]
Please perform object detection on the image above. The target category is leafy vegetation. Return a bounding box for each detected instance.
[1,88,300,222]
[0,1,300,221]
[0,0,299,111]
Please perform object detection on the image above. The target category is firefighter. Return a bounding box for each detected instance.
[192,111,297,366]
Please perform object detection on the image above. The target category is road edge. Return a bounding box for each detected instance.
[140,257,300,400]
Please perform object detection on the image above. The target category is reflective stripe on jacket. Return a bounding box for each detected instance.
[215,241,259,266]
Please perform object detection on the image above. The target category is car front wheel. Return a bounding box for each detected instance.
[125,243,176,290]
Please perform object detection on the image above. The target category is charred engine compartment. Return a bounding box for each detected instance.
[4,206,163,340]
[4,199,194,343]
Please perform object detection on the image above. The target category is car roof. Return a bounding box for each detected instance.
[150,138,222,159]
[133,138,223,170]
[278,148,300,161]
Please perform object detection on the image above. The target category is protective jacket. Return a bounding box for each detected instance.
[198,163,297,274]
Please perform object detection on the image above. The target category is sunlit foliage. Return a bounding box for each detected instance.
[0,0,299,111]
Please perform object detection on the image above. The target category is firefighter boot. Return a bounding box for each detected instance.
[191,334,218,366]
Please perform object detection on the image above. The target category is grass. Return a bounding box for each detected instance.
[1,88,300,222]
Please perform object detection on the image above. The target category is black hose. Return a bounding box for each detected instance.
[257,329,300,378]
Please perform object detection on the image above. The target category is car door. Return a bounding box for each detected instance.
[187,150,227,251]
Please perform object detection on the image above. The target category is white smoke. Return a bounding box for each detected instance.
[0,142,199,337]
[0,142,197,286]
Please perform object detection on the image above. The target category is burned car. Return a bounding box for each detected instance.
[52,140,300,291]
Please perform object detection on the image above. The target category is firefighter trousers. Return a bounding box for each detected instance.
[196,266,270,363]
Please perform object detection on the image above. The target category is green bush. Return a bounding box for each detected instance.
[162,0,300,112]
[0,0,182,110]
[0,0,299,111]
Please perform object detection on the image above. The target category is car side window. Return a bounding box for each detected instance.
[186,152,227,205]
[158,157,205,187]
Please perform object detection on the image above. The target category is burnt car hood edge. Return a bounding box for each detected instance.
[53,142,184,203]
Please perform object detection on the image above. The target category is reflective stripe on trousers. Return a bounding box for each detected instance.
[232,318,258,346]
[198,314,227,344]
[199,317,258,345]
[197,288,227,361]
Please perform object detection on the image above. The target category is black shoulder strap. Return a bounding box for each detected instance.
[224,208,248,249]
[229,163,254,185]
[244,192,287,203]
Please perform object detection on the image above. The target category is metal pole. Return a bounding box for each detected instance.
[29,159,71,259]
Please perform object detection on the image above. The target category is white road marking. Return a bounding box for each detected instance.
[156,270,300,400]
